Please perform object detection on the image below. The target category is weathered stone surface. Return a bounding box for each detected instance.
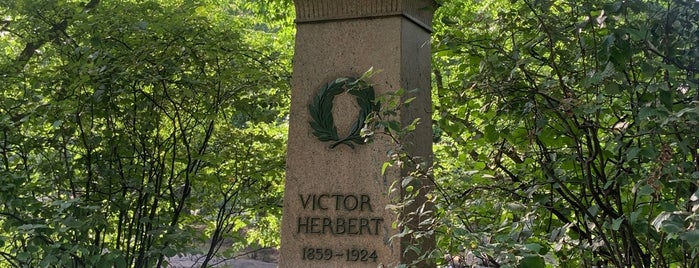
[280,1,435,267]
[294,0,434,32]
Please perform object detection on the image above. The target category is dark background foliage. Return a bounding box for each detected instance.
[1,0,698,267]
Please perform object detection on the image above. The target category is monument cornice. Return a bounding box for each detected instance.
[293,0,436,32]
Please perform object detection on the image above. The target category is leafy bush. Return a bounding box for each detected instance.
[430,0,699,267]
[0,1,290,267]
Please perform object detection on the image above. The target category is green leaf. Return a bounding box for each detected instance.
[162,247,177,257]
[484,124,498,142]
[612,217,623,231]
[636,185,654,196]
[518,255,545,268]
[653,212,683,233]
[626,147,641,161]
[524,243,542,254]
[387,121,401,132]
[40,255,58,268]
[629,209,642,224]
[381,162,392,175]
[680,230,699,247]
[661,221,684,234]
[638,107,657,120]
[659,89,673,110]
[17,252,30,262]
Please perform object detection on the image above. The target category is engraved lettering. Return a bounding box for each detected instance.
[322,217,333,234]
[372,218,384,235]
[359,218,370,235]
[310,217,321,233]
[335,217,346,234]
[347,218,358,234]
[300,195,312,209]
[333,194,343,210]
[301,247,377,262]
[360,194,372,212]
[343,195,358,211]
[296,193,385,237]
[297,217,309,234]
[318,194,330,210]
[296,217,384,235]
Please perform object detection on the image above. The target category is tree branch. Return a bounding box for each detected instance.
[13,0,100,71]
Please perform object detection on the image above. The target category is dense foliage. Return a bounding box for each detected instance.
[431,0,699,267]
[0,0,291,267]
[2,0,699,267]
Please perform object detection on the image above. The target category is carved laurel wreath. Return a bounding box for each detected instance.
[309,77,377,149]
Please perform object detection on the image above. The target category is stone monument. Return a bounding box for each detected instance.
[280,1,435,267]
